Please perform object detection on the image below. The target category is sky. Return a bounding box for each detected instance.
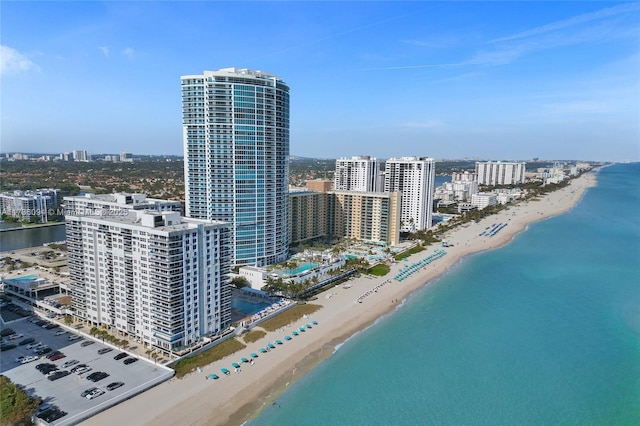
[1,1,639,162]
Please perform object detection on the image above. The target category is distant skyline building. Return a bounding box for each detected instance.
[64,193,231,352]
[334,156,381,192]
[182,67,290,267]
[384,157,436,232]
[73,150,91,162]
[475,161,526,186]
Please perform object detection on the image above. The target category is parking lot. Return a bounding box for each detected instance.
[1,316,173,425]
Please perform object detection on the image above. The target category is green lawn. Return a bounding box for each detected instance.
[243,329,266,343]
[173,338,246,379]
[394,245,424,260]
[260,304,322,332]
[368,264,390,276]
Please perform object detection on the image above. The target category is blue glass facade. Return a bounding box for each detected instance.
[182,68,289,266]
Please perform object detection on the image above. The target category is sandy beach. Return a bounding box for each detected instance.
[84,171,597,426]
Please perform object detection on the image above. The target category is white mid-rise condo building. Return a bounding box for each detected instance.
[475,161,526,186]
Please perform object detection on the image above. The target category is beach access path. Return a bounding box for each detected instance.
[83,171,597,426]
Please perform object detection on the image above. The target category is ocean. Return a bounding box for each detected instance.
[250,163,640,425]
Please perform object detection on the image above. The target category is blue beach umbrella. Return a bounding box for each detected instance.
[232,362,241,368]
[208,374,219,380]
[284,336,292,341]
[251,353,258,358]
[312,320,318,325]
[292,331,299,336]
[260,348,267,353]
[268,343,276,349]
[241,357,249,363]
[275,340,283,345]
[221,368,230,375]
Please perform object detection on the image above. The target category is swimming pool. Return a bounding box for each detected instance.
[283,262,318,275]
[232,299,271,316]
[10,274,38,281]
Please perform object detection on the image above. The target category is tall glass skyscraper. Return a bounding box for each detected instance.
[181,68,290,266]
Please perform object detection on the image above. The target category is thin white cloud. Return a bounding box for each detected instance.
[99,46,110,57]
[0,45,40,76]
[403,120,445,129]
[122,47,135,60]
[491,2,640,43]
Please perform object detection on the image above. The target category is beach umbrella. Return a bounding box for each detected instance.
[221,368,230,375]
[260,348,267,353]
[299,327,305,332]
[232,362,241,368]
[312,320,318,325]
[292,331,299,336]
[275,340,283,345]
[208,374,219,380]
[268,343,276,349]
[250,353,258,358]
[306,324,312,328]
[241,357,249,363]
[284,336,292,341]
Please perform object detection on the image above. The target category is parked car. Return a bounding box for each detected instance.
[106,381,125,391]
[26,342,42,349]
[97,348,113,355]
[55,330,67,336]
[80,387,99,397]
[70,364,88,374]
[87,371,109,382]
[8,333,24,340]
[81,340,95,347]
[68,335,82,341]
[37,408,67,423]
[49,353,66,362]
[123,357,138,365]
[86,388,105,400]
[73,366,92,375]
[61,359,79,369]
[35,347,52,356]
[44,323,59,330]
[19,337,35,346]
[114,352,127,360]
[0,344,17,351]
[46,350,63,359]
[35,362,56,372]
[47,370,70,381]
[21,355,39,364]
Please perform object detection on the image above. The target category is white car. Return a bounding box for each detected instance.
[26,342,42,350]
[21,355,38,364]
[15,356,26,363]
[68,335,82,341]
[55,330,67,336]
[86,389,105,400]
[74,366,92,375]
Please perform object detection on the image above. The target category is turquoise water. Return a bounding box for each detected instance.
[10,274,38,281]
[251,164,640,425]
[283,262,317,275]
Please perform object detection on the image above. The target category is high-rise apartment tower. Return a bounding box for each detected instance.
[181,68,290,266]
[334,156,381,192]
[384,157,436,232]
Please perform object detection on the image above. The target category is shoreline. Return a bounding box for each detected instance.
[84,170,598,426]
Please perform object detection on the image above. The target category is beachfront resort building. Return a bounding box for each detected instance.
[470,193,498,210]
[383,157,436,232]
[289,189,329,244]
[328,191,401,246]
[64,207,232,352]
[181,67,290,267]
[475,161,526,186]
[334,156,382,192]
[434,171,479,203]
[0,189,61,223]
